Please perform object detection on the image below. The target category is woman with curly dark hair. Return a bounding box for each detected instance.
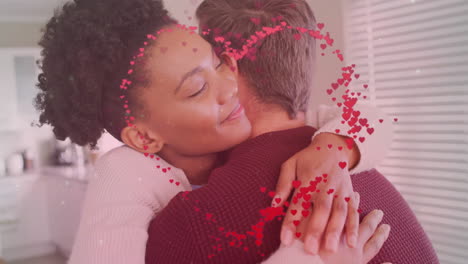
[36,0,253,263]
[34,0,393,263]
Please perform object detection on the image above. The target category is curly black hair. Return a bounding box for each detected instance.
[34,0,176,148]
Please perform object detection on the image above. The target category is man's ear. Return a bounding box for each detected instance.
[121,125,164,154]
[220,52,239,75]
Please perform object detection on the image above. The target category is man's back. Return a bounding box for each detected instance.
[145,126,317,263]
[145,126,439,264]
[352,169,439,264]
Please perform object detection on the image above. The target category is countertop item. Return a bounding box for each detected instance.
[6,154,23,176]
[41,165,94,183]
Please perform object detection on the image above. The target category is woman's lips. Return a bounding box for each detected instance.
[223,103,244,123]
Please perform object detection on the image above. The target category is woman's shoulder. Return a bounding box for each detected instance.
[90,145,191,202]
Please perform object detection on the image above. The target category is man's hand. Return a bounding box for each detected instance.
[274,132,361,254]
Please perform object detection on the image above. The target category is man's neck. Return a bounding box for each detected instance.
[158,150,218,185]
[246,102,306,138]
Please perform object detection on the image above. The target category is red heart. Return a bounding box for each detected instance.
[342,111,351,121]
[260,187,266,193]
[394,118,398,122]
[295,232,301,238]
[359,137,365,143]
[143,145,148,150]
[302,210,309,217]
[316,146,321,150]
[328,144,333,149]
[293,220,300,226]
[292,180,301,188]
[302,202,310,210]
[317,23,324,30]
[169,179,174,183]
[379,119,384,123]
[335,129,340,133]
[327,188,335,194]
[337,103,343,107]
[359,118,368,126]
[268,191,276,197]
[332,97,336,101]
[162,168,167,173]
[175,182,180,186]
[367,127,374,135]
[344,197,350,202]
[352,111,361,117]
[250,17,260,25]
[294,34,302,40]
[291,209,297,216]
[363,84,368,89]
[338,161,347,169]
[326,89,333,95]
[354,74,360,79]
[338,146,343,151]
[344,97,357,108]
[144,153,149,157]
[320,43,327,50]
[332,83,339,90]
[275,197,282,204]
[323,173,328,178]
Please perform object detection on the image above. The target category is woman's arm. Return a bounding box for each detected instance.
[309,102,394,173]
[68,146,191,264]
[275,102,394,253]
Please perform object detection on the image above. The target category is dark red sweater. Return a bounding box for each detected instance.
[145,126,438,264]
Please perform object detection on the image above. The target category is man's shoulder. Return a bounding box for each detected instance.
[227,126,316,162]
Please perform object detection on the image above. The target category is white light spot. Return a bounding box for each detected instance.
[415,69,421,74]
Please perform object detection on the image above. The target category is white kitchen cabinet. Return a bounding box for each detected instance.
[0,174,54,261]
[45,174,87,257]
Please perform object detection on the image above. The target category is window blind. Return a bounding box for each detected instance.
[341,0,468,263]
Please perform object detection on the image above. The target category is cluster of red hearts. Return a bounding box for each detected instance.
[115,18,386,258]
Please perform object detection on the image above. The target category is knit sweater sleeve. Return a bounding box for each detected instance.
[262,240,324,264]
[307,102,394,174]
[68,146,191,264]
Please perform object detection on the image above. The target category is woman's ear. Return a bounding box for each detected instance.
[221,52,238,75]
[121,125,164,154]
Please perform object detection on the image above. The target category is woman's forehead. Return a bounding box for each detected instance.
[144,27,213,89]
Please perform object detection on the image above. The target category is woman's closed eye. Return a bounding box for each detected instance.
[188,60,224,98]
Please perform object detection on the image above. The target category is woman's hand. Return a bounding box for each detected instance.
[318,209,391,264]
[296,194,391,264]
[274,132,361,254]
